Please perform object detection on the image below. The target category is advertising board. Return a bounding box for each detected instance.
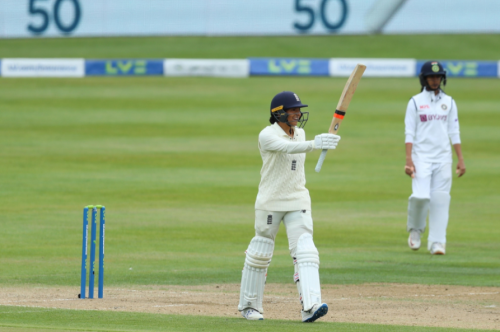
[416,61,498,78]
[164,59,249,77]
[1,58,85,77]
[330,58,416,77]
[250,58,330,76]
[85,60,164,76]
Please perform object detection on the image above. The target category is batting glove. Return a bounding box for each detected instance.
[314,133,341,150]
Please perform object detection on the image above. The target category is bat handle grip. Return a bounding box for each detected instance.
[315,149,328,173]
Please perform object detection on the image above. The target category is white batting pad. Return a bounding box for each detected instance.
[295,233,321,311]
[428,191,451,249]
[238,236,274,313]
[407,196,430,232]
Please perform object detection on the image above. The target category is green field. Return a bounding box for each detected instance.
[0,35,499,331]
[1,34,500,59]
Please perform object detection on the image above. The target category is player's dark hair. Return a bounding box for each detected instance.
[269,115,277,124]
[420,82,445,93]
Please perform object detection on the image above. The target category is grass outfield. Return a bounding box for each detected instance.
[0,34,499,59]
[1,75,499,287]
[0,35,499,331]
[0,306,495,332]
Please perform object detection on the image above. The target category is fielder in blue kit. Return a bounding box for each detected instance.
[404,61,466,255]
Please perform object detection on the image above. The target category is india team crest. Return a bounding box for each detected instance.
[441,104,447,110]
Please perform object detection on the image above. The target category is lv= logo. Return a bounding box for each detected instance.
[105,61,147,75]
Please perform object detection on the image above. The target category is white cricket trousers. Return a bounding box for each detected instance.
[255,209,313,258]
[408,161,452,246]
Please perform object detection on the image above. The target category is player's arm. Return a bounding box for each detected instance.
[405,143,414,178]
[453,144,466,177]
[448,99,466,177]
[404,99,417,178]
[259,131,339,154]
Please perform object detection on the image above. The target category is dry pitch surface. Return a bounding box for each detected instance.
[1,284,499,330]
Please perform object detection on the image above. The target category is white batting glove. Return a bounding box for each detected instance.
[314,133,341,150]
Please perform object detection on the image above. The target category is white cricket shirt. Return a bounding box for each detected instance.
[255,123,315,212]
[405,90,461,163]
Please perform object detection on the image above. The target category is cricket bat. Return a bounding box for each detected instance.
[315,64,366,172]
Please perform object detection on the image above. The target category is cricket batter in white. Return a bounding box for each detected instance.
[405,61,466,255]
[238,91,340,322]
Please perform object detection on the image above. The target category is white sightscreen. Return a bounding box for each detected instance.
[0,0,499,38]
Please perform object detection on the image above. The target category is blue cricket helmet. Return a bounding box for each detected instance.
[269,91,309,128]
[419,61,447,89]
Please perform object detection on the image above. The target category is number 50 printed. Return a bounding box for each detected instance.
[27,0,81,35]
[294,0,348,32]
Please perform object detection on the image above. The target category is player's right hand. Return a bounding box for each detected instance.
[314,133,340,150]
[405,162,415,178]
[456,160,466,177]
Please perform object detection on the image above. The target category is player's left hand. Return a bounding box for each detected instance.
[456,160,466,177]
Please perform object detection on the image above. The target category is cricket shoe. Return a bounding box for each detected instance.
[408,229,421,250]
[302,303,328,323]
[241,308,264,320]
[430,242,446,255]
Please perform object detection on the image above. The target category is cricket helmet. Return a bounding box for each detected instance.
[419,61,447,90]
[269,91,309,128]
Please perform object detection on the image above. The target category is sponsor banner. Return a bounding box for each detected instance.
[416,61,499,78]
[164,59,249,77]
[1,58,498,78]
[3,0,500,38]
[85,60,164,76]
[330,58,416,77]
[1,59,84,77]
[250,58,329,76]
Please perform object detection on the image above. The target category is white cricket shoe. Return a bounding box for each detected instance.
[408,229,421,250]
[302,303,328,323]
[430,242,446,255]
[241,308,264,320]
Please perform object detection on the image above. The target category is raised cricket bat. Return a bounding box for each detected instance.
[315,64,366,172]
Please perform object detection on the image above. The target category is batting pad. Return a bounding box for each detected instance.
[296,233,321,311]
[428,191,451,249]
[407,196,430,232]
[238,236,274,313]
